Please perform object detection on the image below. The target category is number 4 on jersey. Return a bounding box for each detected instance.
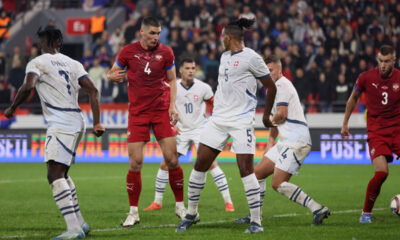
[144,62,151,75]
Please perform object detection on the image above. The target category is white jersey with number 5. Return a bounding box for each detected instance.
[176,78,213,132]
[26,53,88,133]
[212,47,270,127]
[272,76,311,145]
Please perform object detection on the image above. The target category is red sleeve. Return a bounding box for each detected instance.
[116,46,128,68]
[355,72,366,93]
[164,46,175,70]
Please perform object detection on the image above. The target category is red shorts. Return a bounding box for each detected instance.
[367,128,400,162]
[127,110,176,142]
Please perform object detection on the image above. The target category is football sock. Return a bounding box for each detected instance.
[127,170,141,207]
[277,181,322,212]
[66,176,85,226]
[242,173,261,225]
[154,168,169,204]
[168,166,184,203]
[51,178,81,231]
[210,166,232,204]
[187,169,206,215]
[258,179,266,210]
[363,171,388,213]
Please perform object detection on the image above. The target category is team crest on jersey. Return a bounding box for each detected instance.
[393,83,399,92]
[194,95,199,101]
[155,55,163,61]
[234,61,239,67]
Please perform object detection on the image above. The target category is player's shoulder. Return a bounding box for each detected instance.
[276,76,293,89]
[359,68,378,79]
[243,47,261,58]
[120,42,139,53]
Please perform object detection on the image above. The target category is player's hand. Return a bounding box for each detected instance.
[264,141,274,154]
[341,124,350,139]
[93,123,105,137]
[169,106,179,125]
[108,70,126,83]
[174,125,181,135]
[262,114,276,128]
[4,107,15,119]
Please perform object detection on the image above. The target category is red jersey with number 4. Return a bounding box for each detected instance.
[116,41,175,114]
[356,68,400,132]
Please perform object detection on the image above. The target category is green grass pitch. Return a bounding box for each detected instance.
[1,163,400,240]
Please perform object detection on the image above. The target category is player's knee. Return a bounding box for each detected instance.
[129,158,143,171]
[271,179,283,192]
[165,157,178,169]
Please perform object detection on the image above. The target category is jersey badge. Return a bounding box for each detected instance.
[234,61,239,67]
[155,55,163,61]
[194,95,199,101]
[393,83,399,92]
[372,83,378,89]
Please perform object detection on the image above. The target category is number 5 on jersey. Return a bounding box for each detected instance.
[144,62,151,75]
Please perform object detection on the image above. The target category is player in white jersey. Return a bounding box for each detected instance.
[4,27,104,240]
[144,59,234,214]
[236,55,330,226]
[177,18,277,234]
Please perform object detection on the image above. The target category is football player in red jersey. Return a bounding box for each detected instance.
[107,17,185,227]
[342,45,400,223]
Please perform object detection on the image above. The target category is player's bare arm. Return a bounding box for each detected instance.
[259,75,277,128]
[341,88,361,139]
[265,126,278,153]
[107,63,126,83]
[271,105,288,126]
[4,73,38,119]
[79,76,105,137]
[167,66,179,125]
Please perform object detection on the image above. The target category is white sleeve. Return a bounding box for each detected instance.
[203,83,213,101]
[25,58,41,77]
[248,53,270,79]
[74,60,89,82]
[275,82,290,107]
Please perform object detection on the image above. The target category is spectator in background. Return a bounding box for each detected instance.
[89,58,105,93]
[0,51,6,76]
[307,21,325,50]
[339,32,357,56]
[97,46,111,67]
[367,19,384,39]
[7,46,25,76]
[292,68,308,110]
[333,73,349,112]
[336,18,352,40]
[317,72,332,112]
[179,42,200,66]
[109,27,123,54]
[204,52,219,83]
[324,59,338,87]
[92,32,113,57]
[123,18,139,44]
[90,9,106,43]
[0,78,11,107]
[195,8,212,31]
[0,10,10,44]
[80,49,94,70]
[100,66,115,103]
[7,58,25,90]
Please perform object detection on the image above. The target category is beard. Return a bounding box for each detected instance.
[379,65,394,78]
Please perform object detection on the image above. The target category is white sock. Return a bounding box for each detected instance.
[154,168,169,204]
[187,169,206,215]
[277,181,322,212]
[210,166,232,204]
[242,173,261,225]
[175,201,184,208]
[129,206,138,214]
[66,177,85,226]
[51,178,81,231]
[258,179,266,210]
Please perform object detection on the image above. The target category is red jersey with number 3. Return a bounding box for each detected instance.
[356,68,400,132]
[116,41,175,114]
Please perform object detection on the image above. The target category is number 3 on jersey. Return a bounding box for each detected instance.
[382,92,388,105]
[144,62,151,75]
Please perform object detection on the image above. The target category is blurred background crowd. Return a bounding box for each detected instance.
[1,0,400,114]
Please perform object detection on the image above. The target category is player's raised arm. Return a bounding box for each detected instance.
[79,76,105,137]
[167,66,179,125]
[4,72,39,119]
[107,62,126,83]
[271,105,288,126]
[259,75,277,128]
[341,88,361,139]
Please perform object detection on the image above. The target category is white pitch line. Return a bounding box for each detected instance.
[0,207,388,239]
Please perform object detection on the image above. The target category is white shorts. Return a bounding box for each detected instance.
[176,129,200,156]
[200,119,255,154]
[45,130,84,166]
[265,141,311,176]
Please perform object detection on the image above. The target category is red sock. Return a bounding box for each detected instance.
[127,170,142,206]
[168,166,184,202]
[363,171,388,213]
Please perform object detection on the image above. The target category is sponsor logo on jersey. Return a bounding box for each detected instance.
[381,85,389,90]
[372,83,378,89]
[155,54,163,61]
[134,55,140,60]
[393,83,399,92]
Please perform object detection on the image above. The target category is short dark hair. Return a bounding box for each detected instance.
[142,16,161,28]
[37,26,63,48]
[180,58,195,66]
[224,18,255,40]
[379,45,395,56]
[264,54,281,65]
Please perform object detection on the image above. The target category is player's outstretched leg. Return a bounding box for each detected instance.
[209,164,234,211]
[361,171,388,223]
[123,170,141,227]
[144,168,168,211]
[176,169,206,232]
[66,177,90,235]
[51,178,85,239]
[276,181,330,225]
